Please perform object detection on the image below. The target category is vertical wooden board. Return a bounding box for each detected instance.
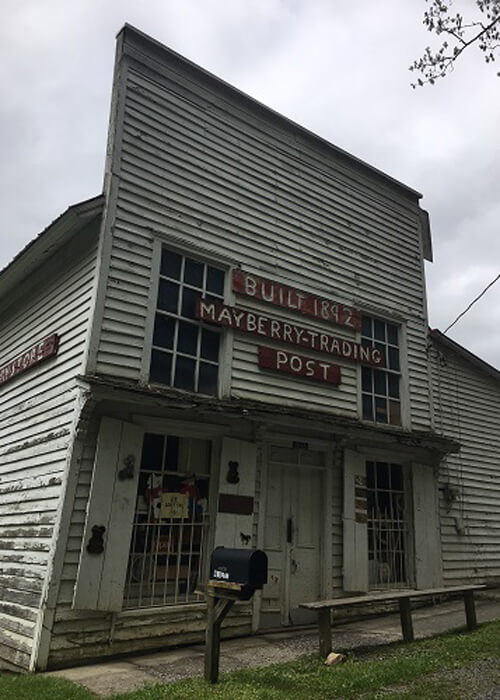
[73,417,122,609]
[342,449,368,593]
[98,422,144,611]
[73,418,144,611]
[214,438,257,549]
[412,463,443,589]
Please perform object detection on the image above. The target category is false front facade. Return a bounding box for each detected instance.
[0,25,455,671]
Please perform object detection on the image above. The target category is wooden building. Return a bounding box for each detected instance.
[0,25,481,672]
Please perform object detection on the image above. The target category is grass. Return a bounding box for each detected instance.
[1,620,499,699]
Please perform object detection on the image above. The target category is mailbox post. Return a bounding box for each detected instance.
[203,547,267,683]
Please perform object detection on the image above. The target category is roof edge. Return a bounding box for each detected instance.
[429,328,500,381]
[0,194,104,299]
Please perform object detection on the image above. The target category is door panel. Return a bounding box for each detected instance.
[261,450,324,627]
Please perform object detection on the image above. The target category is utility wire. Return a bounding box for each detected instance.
[443,272,500,334]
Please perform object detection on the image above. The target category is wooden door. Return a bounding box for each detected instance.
[261,446,323,626]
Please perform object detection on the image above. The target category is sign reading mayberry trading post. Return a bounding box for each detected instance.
[196,299,384,367]
[0,334,60,387]
[258,346,341,385]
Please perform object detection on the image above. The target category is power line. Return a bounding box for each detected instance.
[443,272,500,334]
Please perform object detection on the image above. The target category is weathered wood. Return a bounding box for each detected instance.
[398,597,414,642]
[318,608,332,657]
[204,594,236,683]
[463,590,477,630]
[343,450,368,593]
[299,585,486,610]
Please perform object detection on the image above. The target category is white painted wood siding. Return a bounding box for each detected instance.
[430,340,500,586]
[0,222,99,671]
[90,30,432,430]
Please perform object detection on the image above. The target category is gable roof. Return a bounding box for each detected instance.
[0,195,104,301]
[429,328,500,382]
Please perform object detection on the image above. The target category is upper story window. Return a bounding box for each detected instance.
[361,316,401,426]
[150,248,225,395]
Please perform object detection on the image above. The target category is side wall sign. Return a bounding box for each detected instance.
[0,333,60,387]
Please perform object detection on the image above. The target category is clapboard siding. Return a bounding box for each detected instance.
[430,338,500,586]
[92,42,431,430]
[0,221,99,670]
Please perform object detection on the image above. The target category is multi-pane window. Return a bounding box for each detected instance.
[150,248,225,394]
[361,316,401,425]
[123,432,211,609]
[366,461,408,588]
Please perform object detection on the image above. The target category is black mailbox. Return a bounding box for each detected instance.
[210,547,267,599]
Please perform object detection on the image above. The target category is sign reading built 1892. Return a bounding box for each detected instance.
[232,270,362,331]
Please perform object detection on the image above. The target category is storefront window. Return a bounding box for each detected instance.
[367,461,408,588]
[361,316,401,425]
[150,248,224,394]
[123,432,211,609]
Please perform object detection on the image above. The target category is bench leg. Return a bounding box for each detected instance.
[318,609,332,657]
[463,590,477,630]
[399,597,414,642]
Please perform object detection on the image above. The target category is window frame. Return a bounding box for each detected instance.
[357,313,410,429]
[140,239,232,396]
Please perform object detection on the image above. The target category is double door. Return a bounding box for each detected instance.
[262,447,325,626]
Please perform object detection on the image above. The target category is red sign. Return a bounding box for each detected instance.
[196,299,384,366]
[232,269,362,331]
[0,334,60,387]
[258,346,341,385]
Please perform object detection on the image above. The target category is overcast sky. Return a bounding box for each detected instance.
[1,0,499,367]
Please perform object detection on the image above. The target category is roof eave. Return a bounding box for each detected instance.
[0,194,104,300]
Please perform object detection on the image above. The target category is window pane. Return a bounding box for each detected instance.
[362,366,372,392]
[198,362,218,395]
[388,373,400,398]
[391,463,403,491]
[201,328,220,361]
[207,266,224,296]
[374,319,386,341]
[362,316,372,337]
[153,314,175,349]
[387,323,398,346]
[161,249,182,280]
[150,349,172,385]
[184,258,203,287]
[377,462,389,489]
[177,321,198,356]
[158,280,179,313]
[174,355,195,391]
[366,461,375,488]
[141,433,164,469]
[165,436,179,471]
[374,369,387,396]
[362,393,374,421]
[375,396,388,423]
[181,287,199,319]
[388,346,400,371]
[389,400,401,426]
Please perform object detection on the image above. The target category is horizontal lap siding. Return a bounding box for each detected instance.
[0,225,98,670]
[95,63,430,428]
[431,343,500,586]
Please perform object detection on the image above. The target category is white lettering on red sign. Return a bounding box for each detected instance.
[0,334,60,387]
[197,299,384,367]
[232,269,362,331]
[259,347,341,385]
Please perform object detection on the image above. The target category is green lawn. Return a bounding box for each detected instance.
[1,620,499,699]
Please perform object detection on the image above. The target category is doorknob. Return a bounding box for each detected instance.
[291,558,298,574]
[286,518,293,543]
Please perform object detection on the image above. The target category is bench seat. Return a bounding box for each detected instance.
[299,584,486,657]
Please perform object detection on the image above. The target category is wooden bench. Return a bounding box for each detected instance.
[299,584,486,657]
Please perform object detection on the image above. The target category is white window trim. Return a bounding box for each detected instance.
[139,237,233,398]
[356,315,411,430]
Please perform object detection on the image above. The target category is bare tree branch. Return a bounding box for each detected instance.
[410,0,500,86]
